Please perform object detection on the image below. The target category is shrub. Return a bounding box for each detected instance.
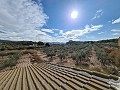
[58,53,65,61]
[0,52,22,68]
[45,43,50,47]
[0,52,7,58]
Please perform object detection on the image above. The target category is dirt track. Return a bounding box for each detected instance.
[16,54,32,67]
[88,47,102,70]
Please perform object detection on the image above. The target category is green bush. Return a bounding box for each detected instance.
[0,52,7,58]
[94,45,112,65]
[71,45,91,65]
[58,53,65,61]
[0,52,22,68]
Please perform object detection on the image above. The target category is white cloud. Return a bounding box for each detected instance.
[0,0,48,41]
[54,33,58,36]
[59,30,64,35]
[98,31,106,34]
[112,33,120,36]
[85,35,98,41]
[60,24,103,39]
[111,29,120,32]
[112,18,120,24]
[52,29,59,31]
[111,29,120,37]
[41,29,54,33]
[92,9,103,20]
[30,24,103,42]
[97,10,102,13]
[0,1,105,43]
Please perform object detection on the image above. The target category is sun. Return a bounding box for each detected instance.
[71,10,78,19]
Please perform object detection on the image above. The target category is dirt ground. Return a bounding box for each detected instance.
[88,47,103,71]
[16,54,32,67]
[36,50,76,67]
[0,56,9,61]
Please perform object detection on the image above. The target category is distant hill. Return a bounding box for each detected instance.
[46,42,65,44]
[66,38,118,44]
[66,40,95,44]
[0,39,10,42]
[0,38,118,44]
[97,38,118,43]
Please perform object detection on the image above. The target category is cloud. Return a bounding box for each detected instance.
[60,24,103,39]
[112,18,120,24]
[92,9,103,20]
[112,33,120,36]
[111,29,120,32]
[0,0,48,41]
[52,29,59,31]
[85,35,98,41]
[98,31,106,34]
[41,29,54,33]
[111,29,120,37]
[59,30,64,35]
[0,1,105,43]
[32,24,103,42]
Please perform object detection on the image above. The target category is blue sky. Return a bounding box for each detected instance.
[0,0,120,42]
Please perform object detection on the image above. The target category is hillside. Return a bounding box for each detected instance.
[42,40,120,76]
[0,38,120,90]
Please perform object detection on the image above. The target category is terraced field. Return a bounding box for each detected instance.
[0,62,120,90]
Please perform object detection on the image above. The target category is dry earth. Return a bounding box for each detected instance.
[88,47,103,71]
[16,54,32,67]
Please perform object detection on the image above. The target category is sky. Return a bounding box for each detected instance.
[0,0,120,42]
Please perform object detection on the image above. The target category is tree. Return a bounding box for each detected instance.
[0,53,7,58]
[58,53,65,62]
[45,43,50,47]
[71,53,82,65]
[37,41,44,45]
[44,47,56,61]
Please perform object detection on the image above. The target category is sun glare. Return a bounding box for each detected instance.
[71,10,78,19]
